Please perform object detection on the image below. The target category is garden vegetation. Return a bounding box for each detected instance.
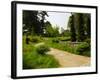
[23,10,91,69]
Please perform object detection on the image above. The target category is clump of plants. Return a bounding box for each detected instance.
[35,44,50,55]
[52,38,59,43]
[31,37,42,43]
[76,42,90,57]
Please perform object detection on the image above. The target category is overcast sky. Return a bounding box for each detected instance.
[46,12,71,32]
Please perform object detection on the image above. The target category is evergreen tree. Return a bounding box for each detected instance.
[77,13,85,41]
[68,13,91,42]
[68,14,76,42]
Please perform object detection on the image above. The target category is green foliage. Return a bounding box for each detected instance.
[68,15,76,42]
[45,25,59,37]
[44,37,75,53]
[84,38,91,44]
[52,38,59,43]
[83,14,91,38]
[35,44,50,55]
[76,42,90,56]
[59,37,70,41]
[31,37,39,43]
[53,27,59,37]
[68,13,90,42]
[61,29,70,37]
[23,40,59,69]
[23,10,41,35]
[31,36,42,43]
[23,51,59,69]
[77,13,85,41]
[45,25,54,37]
[44,37,90,57]
[23,10,49,35]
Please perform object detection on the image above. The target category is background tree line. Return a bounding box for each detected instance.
[23,10,91,42]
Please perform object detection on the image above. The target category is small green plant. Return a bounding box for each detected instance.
[76,42,90,56]
[36,44,50,55]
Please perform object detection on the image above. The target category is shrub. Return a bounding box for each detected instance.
[76,42,90,56]
[52,38,59,43]
[36,44,50,55]
[31,37,41,43]
[84,38,91,44]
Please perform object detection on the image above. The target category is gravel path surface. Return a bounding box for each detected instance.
[47,48,90,67]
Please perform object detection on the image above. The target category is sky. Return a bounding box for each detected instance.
[46,12,71,32]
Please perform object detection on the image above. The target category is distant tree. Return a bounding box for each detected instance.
[44,21,52,28]
[53,26,59,37]
[45,25,54,37]
[45,24,59,37]
[61,27,65,34]
[61,29,70,37]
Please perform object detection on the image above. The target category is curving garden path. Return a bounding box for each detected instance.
[47,48,90,67]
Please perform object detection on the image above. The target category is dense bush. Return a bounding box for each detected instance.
[52,38,59,43]
[31,37,41,43]
[84,38,91,44]
[76,42,90,56]
[36,44,50,55]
